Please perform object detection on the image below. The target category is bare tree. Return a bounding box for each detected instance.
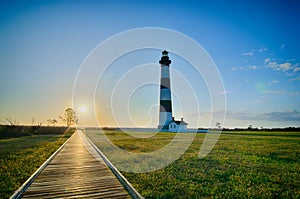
[4,118,18,126]
[60,108,77,126]
[51,119,57,126]
[47,119,58,126]
[216,122,221,129]
[47,119,52,126]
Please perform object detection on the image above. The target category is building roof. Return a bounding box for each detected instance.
[169,118,188,125]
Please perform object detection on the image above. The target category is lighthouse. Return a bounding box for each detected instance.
[158,50,188,132]
[158,50,173,130]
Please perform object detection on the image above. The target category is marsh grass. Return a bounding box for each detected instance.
[87,130,300,198]
[0,129,74,199]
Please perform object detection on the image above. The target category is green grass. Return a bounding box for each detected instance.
[0,128,74,199]
[86,130,300,198]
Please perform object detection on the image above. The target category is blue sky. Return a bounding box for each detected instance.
[0,0,299,128]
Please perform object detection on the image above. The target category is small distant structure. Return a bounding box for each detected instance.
[157,50,188,132]
[169,117,188,132]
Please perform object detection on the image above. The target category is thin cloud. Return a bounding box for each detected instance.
[288,91,300,95]
[243,47,267,56]
[189,110,300,126]
[280,43,285,49]
[260,110,300,121]
[289,76,300,81]
[242,51,254,56]
[226,111,253,120]
[226,110,300,121]
[294,67,300,72]
[250,65,258,70]
[258,47,267,52]
[232,65,259,71]
[268,80,279,86]
[262,89,286,94]
[242,47,267,57]
[261,89,299,95]
[264,58,270,64]
[265,59,296,72]
[239,48,299,76]
[279,63,292,71]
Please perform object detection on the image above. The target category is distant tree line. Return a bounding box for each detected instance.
[219,127,300,132]
[0,107,77,139]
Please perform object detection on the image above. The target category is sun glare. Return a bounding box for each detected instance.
[79,106,87,113]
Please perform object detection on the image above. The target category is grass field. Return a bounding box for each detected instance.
[86,130,300,198]
[0,127,74,199]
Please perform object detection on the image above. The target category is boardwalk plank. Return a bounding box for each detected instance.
[21,131,130,199]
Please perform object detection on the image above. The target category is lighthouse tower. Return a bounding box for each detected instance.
[158,50,173,130]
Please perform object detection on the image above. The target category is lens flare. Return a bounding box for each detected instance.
[79,106,87,113]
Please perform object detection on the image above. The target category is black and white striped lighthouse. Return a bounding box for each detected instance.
[158,50,173,130]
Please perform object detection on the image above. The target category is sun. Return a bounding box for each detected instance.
[79,106,87,113]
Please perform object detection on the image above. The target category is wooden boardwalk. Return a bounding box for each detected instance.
[20,131,131,199]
